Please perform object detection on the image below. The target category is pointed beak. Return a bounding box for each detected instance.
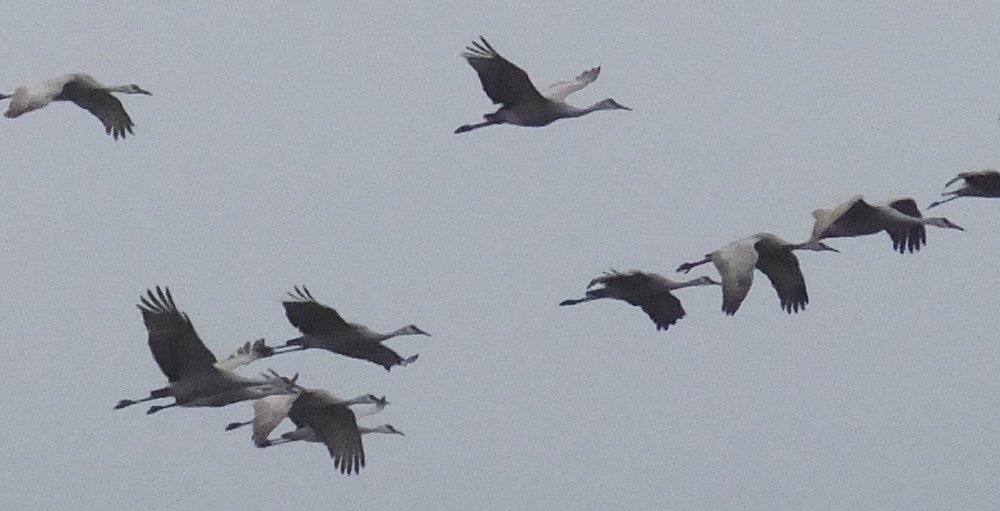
[138,88,152,96]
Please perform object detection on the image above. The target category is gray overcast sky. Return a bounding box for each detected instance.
[2,2,1000,510]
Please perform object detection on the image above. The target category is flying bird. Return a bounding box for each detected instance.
[114,287,297,414]
[455,37,630,134]
[928,170,1000,208]
[225,389,401,474]
[0,73,151,139]
[677,234,838,315]
[225,392,392,447]
[811,196,964,253]
[267,286,429,371]
[560,270,720,331]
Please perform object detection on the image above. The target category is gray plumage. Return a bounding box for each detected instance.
[928,170,1000,208]
[560,270,720,331]
[811,196,964,253]
[677,234,839,315]
[455,37,630,134]
[1,73,151,139]
[267,286,429,371]
[114,287,295,414]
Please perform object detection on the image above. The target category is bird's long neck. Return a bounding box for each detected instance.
[673,277,712,289]
[385,326,418,339]
[358,425,396,435]
[790,239,829,252]
[343,394,376,406]
[559,104,592,118]
[561,102,612,118]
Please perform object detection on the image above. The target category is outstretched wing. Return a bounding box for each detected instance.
[715,239,758,315]
[251,394,298,447]
[289,392,365,475]
[886,198,926,253]
[137,287,218,382]
[462,37,546,108]
[337,341,413,371]
[822,197,882,237]
[55,77,135,139]
[959,171,1000,192]
[594,271,685,331]
[283,286,352,335]
[541,67,600,101]
[753,241,808,314]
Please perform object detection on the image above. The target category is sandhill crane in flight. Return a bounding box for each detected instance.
[928,170,1000,208]
[559,270,720,331]
[811,196,964,253]
[677,234,838,315]
[0,73,150,139]
[455,37,631,134]
[227,388,402,474]
[114,287,297,414]
[226,392,399,450]
[267,286,429,371]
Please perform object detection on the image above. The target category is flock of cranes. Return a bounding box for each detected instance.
[564,192,973,331]
[114,286,424,475]
[8,37,999,477]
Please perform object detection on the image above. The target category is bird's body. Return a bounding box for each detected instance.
[560,270,720,331]
[811,196,964,253]
[677,233,838,315]
[455,37,630,134]
[929,170,1000,208]
[267,286,429,371]
[114,287,295,414]
[1,73,150,139]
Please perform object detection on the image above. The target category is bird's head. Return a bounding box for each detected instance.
[128,84,152,95]
[366,394,389,406]
[402,324,431,337]
[597,98,631,111]
[928,217,965,231]
[381,424,405,436]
